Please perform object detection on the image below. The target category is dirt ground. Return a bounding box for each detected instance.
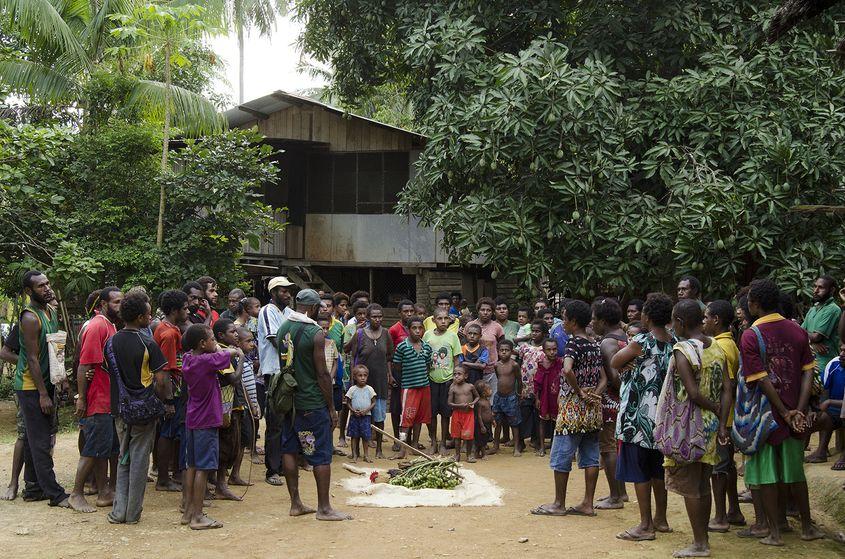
[0,400,843,559]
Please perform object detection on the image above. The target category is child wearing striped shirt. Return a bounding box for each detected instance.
[391,317,432,460]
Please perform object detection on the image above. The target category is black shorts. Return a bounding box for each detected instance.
[430,380,452,418]
[333,384,344,412]
[80,413,119,459]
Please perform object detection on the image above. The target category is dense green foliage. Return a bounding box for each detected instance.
[0,122,279,302]
[294,1,845,299]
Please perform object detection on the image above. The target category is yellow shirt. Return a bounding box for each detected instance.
[423,315,459,334]
[714,332,739,427]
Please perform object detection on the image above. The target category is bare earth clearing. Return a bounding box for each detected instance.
[0,401,842,559]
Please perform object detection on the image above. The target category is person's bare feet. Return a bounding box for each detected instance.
[68,493,97,513]
[375,452,385,460]
[84,483,97,496]
[759,535,784,546]
[513,449,522,457]
[190,514,223,530]
[801,525,825,541]
[804,450,827,463]
[250,454,263,464]
[454,453,461,462]
[213,485,243,501]
[156,480,182,492]
[672,544,710,557]
[316,507,353,521]
[467,455,477,463]
[95,492,114,507]
[289,503,317,516]
[654,519,672,533]
[536,449,546,457]
[726,512,746,526]
[337,438,348,448]
[228,476,253,487]
[1,483,18,501]
[708,520,730,533]
[363,456,373,463]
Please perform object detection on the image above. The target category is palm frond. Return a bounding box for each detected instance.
[82,0,136,61]
[0,0,91,70]
[127,79,225,136]
[244,0,286,37]
[0,59,77,102]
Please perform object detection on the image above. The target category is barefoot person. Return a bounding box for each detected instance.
[15,271,70,509]
[662,299,731,558]
[423,309,462,455]
[448,366,480,463]
[392,317,433,460]
[278,289,351,521]
[180,324,242,530]
[211,319,245,501]
[703,300,746,532]
[345,365,376,463]
[492,340,522,456]
[70,286,123,513]
[532,338,561,458]
[741,279,824,545]
[532,300,606,517]
[591,297,629,510]
[611,293,675,542]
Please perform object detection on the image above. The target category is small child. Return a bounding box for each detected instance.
[515,306,533,344]
[533,339,562,457]
[232,326,261,483]
[448,366,479,463]
[626,321,643,338]
[475,380,494,460]
[493,340,522,456]
[459,323,488,385]
[345,365,376,463]
[414,303,427,321]
[181,324,242,530]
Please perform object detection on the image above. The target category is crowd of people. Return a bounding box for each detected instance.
[1,269,844,555]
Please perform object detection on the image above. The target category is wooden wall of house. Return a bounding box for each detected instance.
[254,105,413,152]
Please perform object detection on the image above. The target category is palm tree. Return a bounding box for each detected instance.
[208,0,285,103]
[0,0,222,137]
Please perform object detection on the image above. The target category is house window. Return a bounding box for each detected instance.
[306,152,410,214]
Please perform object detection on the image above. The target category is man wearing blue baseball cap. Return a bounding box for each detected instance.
[276,289,351,521]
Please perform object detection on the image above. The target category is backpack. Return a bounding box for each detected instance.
[266,326,305,418]
[104,332,165,425]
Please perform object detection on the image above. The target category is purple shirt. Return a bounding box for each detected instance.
[183,351,232,430]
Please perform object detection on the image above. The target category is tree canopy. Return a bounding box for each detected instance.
[293,0,845,299]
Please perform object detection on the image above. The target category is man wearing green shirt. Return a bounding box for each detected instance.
[801,275,841,375]
[277,289,350,521]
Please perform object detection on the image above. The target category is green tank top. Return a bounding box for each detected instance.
[15,305,59,391]
[278,321,325,411]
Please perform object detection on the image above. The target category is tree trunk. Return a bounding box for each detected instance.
[238,17,245,104]
[157,40,172,247]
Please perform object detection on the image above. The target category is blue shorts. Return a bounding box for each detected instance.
[281,408,333,467]
[186,427,219,471]
[80,413,119,458]
[616,441,665,483]
[347,414,372,440]
[549,432,600,473]
[371,398,388,423]
[492,392,521,426]
[159,394,185,440]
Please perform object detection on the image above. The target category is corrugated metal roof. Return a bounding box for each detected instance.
[223,90,425,141]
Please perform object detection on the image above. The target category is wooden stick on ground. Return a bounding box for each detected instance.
[370,424,436,461]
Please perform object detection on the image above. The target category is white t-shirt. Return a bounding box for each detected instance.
[345,384,376,413]
[257,303,291,376]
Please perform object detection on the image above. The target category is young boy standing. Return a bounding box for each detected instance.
[423,309,462,455]
[475,380,494,459]
[703,300,746,532]
[345,365,376,463]
[492,340,521,456]
[532,300,606,517]
[459,323,488,385]
[211,319,245,501]
[392,317,432,460]
[180,324,242,530]
[448,366,479,463]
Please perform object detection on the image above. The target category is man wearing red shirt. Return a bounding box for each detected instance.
[153,290,190,492]
[68,287,122,513]
[388,300,415,447]
[196,276,220,326]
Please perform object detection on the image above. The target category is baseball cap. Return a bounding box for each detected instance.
[295,288,321,306]
[267,276,295,291]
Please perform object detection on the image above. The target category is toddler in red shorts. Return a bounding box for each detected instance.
[448,366,479,462]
